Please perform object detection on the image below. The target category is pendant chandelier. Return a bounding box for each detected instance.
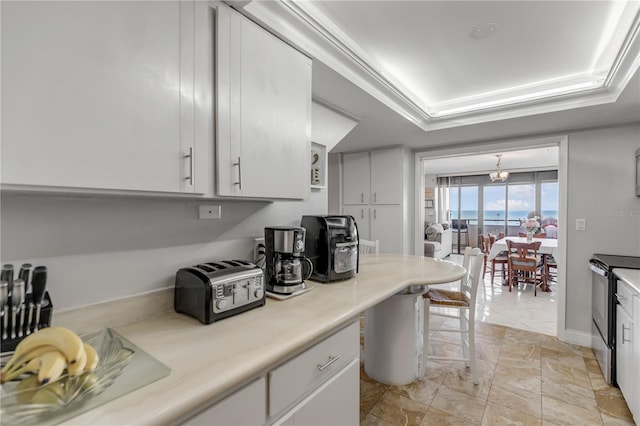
[489,154,509,182]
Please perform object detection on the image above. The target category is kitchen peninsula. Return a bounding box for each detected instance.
[59,255,465,425]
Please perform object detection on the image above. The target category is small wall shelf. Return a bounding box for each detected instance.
[310,142,326,189]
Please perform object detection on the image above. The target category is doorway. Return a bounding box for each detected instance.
[414,137,568,340]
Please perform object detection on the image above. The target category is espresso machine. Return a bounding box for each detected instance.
[264,226,313,294]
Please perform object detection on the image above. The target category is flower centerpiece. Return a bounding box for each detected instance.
[520,216,541,241]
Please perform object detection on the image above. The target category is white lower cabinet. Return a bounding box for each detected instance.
[342,205,371,240]
[181,321,359,426]
[182,378,266,425]
[343,204,403,254]
[616,279,639,424]
[616,304,633,399]
[370,205,404,254]
[272,360,360,426]
[630,294,640,423]
[269,321,359,422]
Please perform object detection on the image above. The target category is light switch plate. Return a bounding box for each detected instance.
[199,205,221,220]
[576,218,586,231]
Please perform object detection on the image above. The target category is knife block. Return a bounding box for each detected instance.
[0,292,53,353]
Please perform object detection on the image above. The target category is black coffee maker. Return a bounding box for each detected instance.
[264,226,313,294]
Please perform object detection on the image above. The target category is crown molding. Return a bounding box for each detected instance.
[237,1,640,132]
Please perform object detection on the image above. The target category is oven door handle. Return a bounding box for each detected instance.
[589,263,608,277]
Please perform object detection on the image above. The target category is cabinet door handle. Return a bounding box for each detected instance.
[361,209,364,219]
[374,209,377,220]
[233,157,242,190]
[361,193,364,203]
[317,355,341,371]
[374,192,377,203]
[622,324,631,343]
[184,147,194,186]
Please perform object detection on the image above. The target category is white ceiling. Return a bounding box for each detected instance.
[422,146,559,176]
[312,0,638,116]
[238,0,640,152]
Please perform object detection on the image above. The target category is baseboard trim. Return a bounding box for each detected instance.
[561,328,592,347]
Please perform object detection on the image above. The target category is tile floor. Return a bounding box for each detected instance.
[359,255,635,425]
[360,322,635,425]
[450,253,557,336]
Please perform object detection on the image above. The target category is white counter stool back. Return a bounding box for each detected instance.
[422,247,483,385]
[358,239,379,348]
[358,239,379,255]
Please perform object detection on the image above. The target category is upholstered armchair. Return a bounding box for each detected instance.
[423,223,452,259]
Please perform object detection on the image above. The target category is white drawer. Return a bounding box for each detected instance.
[617,280,634,317]
[268,320,359,417]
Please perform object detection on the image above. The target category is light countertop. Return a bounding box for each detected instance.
[614,268,640,294]
[64,255,465,425]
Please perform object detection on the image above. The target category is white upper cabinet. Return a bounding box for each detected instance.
[342,152,370,205]
[216,4,312,199]
[370,148,403,205]
[1,1,200,193]
[341,147,409,254]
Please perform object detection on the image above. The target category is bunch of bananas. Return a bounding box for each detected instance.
[0,326,99,385]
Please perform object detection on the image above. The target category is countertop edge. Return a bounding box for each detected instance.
[613,268,640,295]
[62,255,466,425]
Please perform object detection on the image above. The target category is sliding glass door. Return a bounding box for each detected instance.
[449,184,478,252]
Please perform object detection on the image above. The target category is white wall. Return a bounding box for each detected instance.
[0,193,327,310]
[565,123,640,333]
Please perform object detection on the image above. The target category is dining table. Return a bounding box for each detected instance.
[487,236,558,260]
[487,236,558,291]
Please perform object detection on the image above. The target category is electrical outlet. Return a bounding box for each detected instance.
[198,205,221,220]
[576,218,586,231]
[253,237,265,261]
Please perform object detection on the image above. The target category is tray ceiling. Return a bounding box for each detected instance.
[240,0,640,131]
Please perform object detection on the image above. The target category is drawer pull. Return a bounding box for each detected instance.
[317,355,341,372]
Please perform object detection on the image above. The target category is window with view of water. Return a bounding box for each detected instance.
[541,182,559,221]
[507,183,536,236]
[484,184,506,236]
[438,170,559,248]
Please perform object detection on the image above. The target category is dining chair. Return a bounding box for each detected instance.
[358,239,380,255]
[506,240,546,296]
[542,224,558,239]
[422,247,483,385]
[481,235,507,286]
[545,255,558,283]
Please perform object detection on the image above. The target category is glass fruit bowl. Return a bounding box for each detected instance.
[0,328,134,424]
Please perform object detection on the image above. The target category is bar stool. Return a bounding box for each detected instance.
[422,247,483,384]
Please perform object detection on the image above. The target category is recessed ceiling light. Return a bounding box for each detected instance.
[471,22,499,39]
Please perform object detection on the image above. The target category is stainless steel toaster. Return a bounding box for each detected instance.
[174,260,265,324]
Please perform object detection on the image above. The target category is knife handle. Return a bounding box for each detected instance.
[19,263,33,293]
[1,264,14,297]
[31,266,47,305]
